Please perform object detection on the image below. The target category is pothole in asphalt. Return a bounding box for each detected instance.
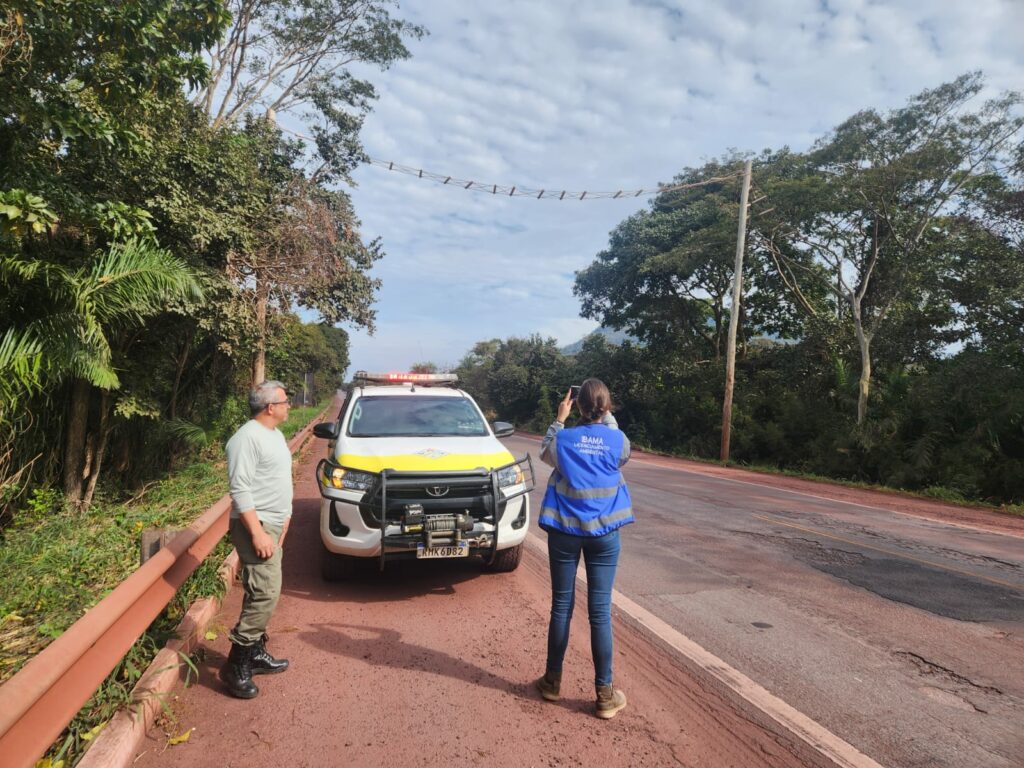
[753,533,1024,622]
[918,685,979,712]
[767,534,869,567]
[895,651,1003,697]
[751,621,773,629]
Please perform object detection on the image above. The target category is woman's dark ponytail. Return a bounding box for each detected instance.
[577,378,612,423]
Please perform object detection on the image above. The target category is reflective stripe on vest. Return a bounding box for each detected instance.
[539,423,634,537]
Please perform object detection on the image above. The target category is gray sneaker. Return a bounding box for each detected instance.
[595,684,627,719]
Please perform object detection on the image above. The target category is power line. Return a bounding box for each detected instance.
[365,157,743,201]
[272,121,744,201]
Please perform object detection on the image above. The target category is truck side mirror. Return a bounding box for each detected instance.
[492,421,514,438]
[313,422,338,439]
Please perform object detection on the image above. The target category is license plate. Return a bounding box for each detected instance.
[417,542,469,559]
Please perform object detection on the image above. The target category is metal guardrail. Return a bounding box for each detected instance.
[0,408,328,767]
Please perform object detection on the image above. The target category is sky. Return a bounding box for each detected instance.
[331,0,1024,373]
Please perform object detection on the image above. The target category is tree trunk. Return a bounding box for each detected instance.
[169,329,193,420]
[739,302,747,359]
[854,321,872,425]
[712,299,723,362]
[82,391,112,508]
[63,378,91,508]
[251,278,268,387]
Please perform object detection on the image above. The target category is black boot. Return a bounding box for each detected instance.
[251,633,289,675]
[220,642,259,699]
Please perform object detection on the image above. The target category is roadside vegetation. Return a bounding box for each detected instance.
[1,1,423,764]
[451,75,1024,511]
[0,401,324,765]
[0,0,424,521]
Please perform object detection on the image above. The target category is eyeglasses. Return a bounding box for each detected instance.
[267,400,290,406]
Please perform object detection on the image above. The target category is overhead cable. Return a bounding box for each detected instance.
[365,157,743,201]
[272,122,744,201]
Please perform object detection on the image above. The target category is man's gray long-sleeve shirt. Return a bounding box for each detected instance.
[225,419,293,527]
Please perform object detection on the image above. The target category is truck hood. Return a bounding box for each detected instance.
[334,435,515,474]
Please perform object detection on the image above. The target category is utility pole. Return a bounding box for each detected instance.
[720,159,753,462]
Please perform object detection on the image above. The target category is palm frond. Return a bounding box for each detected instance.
[0,328,43,412]
[163,419,208,448]
[85,239,203,325]
[831,353,849,390]
[1,257,48,285]
[27,314,119,389]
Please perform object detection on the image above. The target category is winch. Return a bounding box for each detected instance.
[401,504,474,547]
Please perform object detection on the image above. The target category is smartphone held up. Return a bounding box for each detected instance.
[568,385,581,402]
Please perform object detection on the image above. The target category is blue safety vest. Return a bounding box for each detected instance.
[539,423,634,537]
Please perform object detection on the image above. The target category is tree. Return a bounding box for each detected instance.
[265,316,349,401]
[575,154,799,363]
[1,239,202,507]
[1,0,229,202]
[226,119,382,384]
[0,1,233,510]
[769,73,1023,423]
[321,323,351,383]
[452,339,500,414]
[485,336,568,427]
[194,0,425,181]
[941,163,1024,366]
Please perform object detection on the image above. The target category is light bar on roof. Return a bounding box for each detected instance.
[354,371,459,384]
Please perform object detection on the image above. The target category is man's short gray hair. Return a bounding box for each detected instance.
[249,380,287,415]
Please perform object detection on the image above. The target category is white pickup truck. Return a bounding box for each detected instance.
[313,371,534,580]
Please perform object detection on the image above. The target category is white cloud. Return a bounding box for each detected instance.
[324,0,1024,373]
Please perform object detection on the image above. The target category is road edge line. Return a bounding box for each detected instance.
[525,532,884,768]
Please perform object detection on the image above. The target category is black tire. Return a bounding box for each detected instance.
[484,543,523,573]
[321,548,359,581]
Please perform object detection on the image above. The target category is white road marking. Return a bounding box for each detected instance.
[525,531,886,768]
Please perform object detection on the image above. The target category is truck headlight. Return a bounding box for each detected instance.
[323,465,376,491]
[496,465,524,488]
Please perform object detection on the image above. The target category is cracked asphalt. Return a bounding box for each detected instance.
[525,435,1024,768]
[133,431,1024,768]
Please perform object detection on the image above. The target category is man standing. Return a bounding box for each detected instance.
[220,380,293,698]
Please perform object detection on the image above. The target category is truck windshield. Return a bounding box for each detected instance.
[347,396,488,437]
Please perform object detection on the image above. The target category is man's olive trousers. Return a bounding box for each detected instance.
[228,519,283,646]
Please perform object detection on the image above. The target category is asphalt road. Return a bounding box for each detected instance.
[131,436,824,768]
[505,434,1024,768]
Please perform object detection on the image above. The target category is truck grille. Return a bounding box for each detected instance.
[356,472,507,529]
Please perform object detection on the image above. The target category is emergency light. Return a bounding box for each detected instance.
[353,370,459,385]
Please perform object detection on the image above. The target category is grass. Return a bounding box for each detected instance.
[280,402,328,440]
[0,401,327,766]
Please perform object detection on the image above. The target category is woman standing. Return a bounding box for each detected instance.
[536,378,633,719]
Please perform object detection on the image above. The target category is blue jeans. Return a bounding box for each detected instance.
[545,528,621,686]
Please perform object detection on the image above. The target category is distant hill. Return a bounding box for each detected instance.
[560,326,636,355]
[561,325,790,356]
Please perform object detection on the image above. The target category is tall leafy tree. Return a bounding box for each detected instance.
[1,1,229,509]
[194,0,425,182]
[2,239,202,507]
[484,336,568,429]
[223,119,382,384]
[575,153,804,363]
[769,73,1023,423]
[1,0,229,202]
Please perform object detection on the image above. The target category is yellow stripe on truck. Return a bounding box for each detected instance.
[337,451,515,474]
